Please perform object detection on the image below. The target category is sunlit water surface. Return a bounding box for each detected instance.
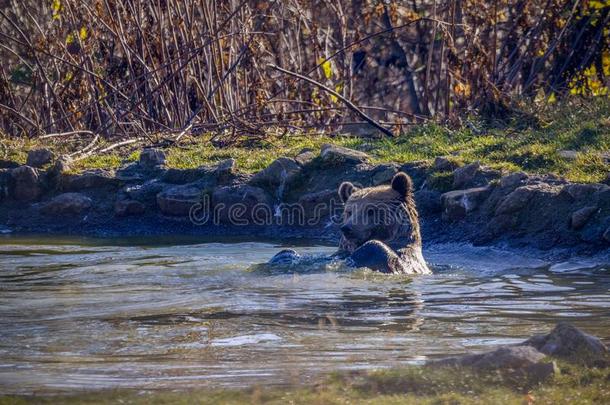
[0,237,609,394]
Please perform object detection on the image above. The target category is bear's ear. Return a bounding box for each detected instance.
[338,181,358,202]
[391,172,413,197]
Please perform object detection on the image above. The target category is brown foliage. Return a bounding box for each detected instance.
[0,0,607,142]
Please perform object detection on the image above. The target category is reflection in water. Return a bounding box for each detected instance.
[0,238,608,394]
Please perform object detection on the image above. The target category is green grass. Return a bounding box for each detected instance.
[1,361,608,404]
[1,99,608,182]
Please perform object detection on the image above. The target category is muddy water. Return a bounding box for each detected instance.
[0,237,609,394]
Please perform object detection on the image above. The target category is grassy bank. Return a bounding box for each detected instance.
[1,99,608,183]
[2,361,609,405]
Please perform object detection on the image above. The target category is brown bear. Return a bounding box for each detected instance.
[269,172,431,275]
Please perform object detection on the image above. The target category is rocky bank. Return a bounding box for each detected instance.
[0,144,609,256]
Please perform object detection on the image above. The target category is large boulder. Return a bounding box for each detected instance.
[521,323,607,364]
[320,144,369,165]
[157,185,203,216]
[139,148,166,169]
[10,165,41,201]
[212,184,273,225]
[40,192,92,216]
[63,169,118,191]
[26,149,54,168]
[441,187,491,221]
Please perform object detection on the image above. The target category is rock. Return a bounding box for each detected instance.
[115,162,147,182]
[320,144,369,165]
[433,156,460,171]
[371,164,398,185]
[441,187,491,221]
[414,189,442,215]
[560,183,606,201]
[521,323,607,364]
[0,160,19,169]
[250,157,301,192]
[452,161,480,189]
[124,180,166,204]
[63,169,118,191]
[294,150,316,166]
[156,185,203,216]
[558,150,578,160]
[0,169,10,201]
[161,168,206,184]
[434,345,546,369]
[542,173,568,185]
[570,206,598,230]
[10,165,41,201]
[114,199,145,217]
[162,159,237,185]
[432,346,556,383]
[603,173,610,186]
[40,192,92,215]
[139,148,166,168]
[47,157,71,187]
[495,185,540,215]
[292,189,340,225]
[212,184,273,224]
[400,161,430,189]
[26,149,54,168]
[48,157,71,176]
[500,171,528,189]
[214,158,236,181]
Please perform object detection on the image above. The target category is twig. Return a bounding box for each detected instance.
[98,139,140,153]
[269,64,394,137]
[40,130,95,139]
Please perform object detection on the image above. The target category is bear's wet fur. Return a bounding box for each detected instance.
[269,172,431,275]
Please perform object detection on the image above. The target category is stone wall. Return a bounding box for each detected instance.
[1,145,609,253]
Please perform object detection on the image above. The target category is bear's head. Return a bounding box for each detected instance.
[337,172,421,253]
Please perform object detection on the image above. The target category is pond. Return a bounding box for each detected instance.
[0,237,609,394]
